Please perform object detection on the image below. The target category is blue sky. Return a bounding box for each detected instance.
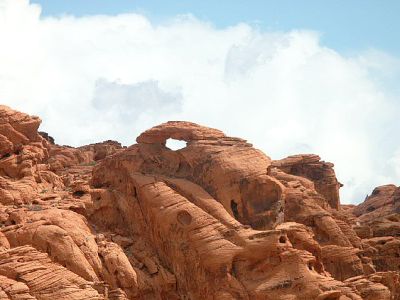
[31,0,400,55]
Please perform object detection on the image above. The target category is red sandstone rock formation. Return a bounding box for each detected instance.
[0,106,399,299]
[271,154,342,209]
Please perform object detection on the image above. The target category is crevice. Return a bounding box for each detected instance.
[231,200,239,220]
[73,190,85,198]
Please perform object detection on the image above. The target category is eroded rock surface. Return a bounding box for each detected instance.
[0,106,399,299]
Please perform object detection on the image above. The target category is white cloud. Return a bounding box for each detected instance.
[0,0,399,203]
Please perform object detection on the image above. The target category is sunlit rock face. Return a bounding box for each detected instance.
[0,106,399,300]
[134,121,281,230]
[271,154,342,210]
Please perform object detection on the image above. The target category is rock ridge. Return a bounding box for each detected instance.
[0,107,398,299]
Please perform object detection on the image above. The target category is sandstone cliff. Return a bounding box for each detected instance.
[0,105,398,299]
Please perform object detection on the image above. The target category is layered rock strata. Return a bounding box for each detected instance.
[0,106,398,299]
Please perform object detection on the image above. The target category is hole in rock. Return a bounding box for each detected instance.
[166,138,187,151]
[73,191,85,198]
[366,206,376,212]
[308,262,313,270]
[1,153,11,159]
[279,236,287,243]
[231,200,239,220]
[93,183,103,189]
[133,187,137,198]
[177,210,192,226]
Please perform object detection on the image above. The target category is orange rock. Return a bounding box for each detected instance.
[0,107,399,299]
[353,184,400,225]
[271,154,342,209]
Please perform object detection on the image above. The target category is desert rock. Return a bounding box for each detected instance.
[0,106,398,299]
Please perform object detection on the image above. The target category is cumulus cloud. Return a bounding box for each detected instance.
[0,0,399,203]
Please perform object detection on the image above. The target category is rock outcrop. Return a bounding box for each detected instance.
[271,154,342,209]
[351,184,400,283]
[0,106,399,299]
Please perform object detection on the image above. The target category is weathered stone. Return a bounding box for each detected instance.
[0,107,398,299]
